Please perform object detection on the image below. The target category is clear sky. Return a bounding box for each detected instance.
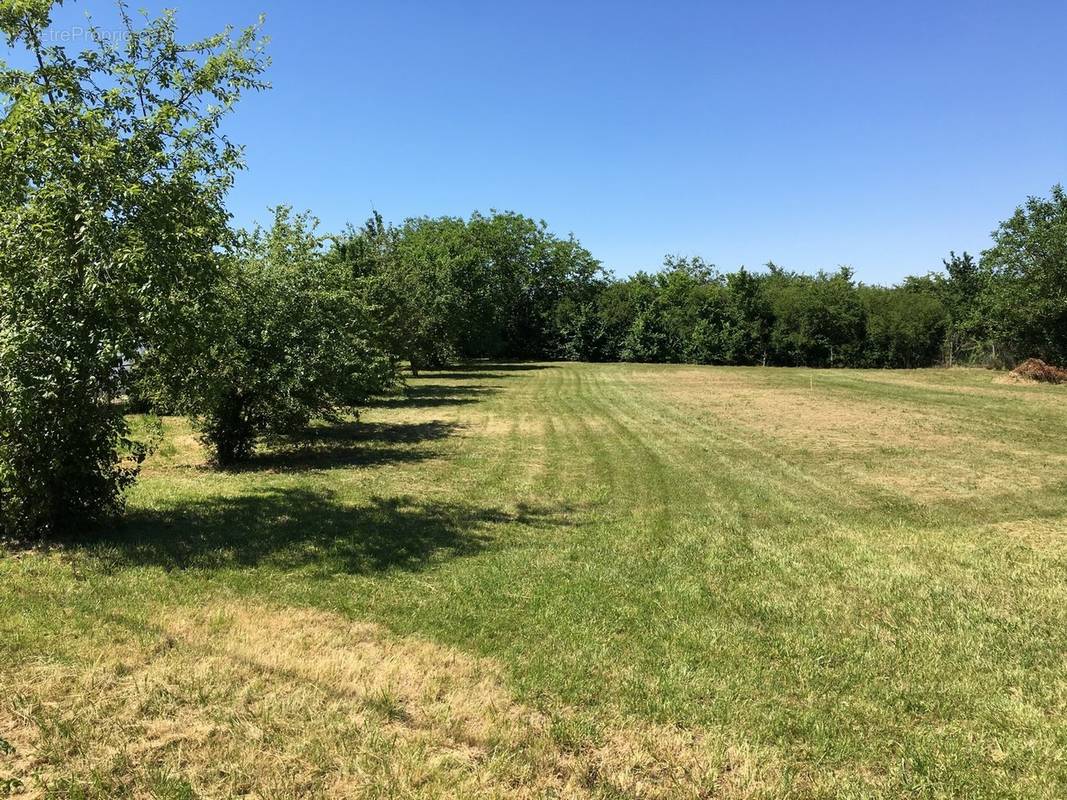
[24,0,1067,282]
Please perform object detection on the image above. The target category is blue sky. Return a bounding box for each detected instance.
[25,0,1067,282]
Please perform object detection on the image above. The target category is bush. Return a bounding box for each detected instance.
[861,285,948,368]
[0,335,145,536]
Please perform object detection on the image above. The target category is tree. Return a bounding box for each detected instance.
[335,210,605,371]
[935,252,987,365]
[384,215,475,373]
[980,185,1067,364]
[148,208,398,465]
[684,269,773,365]
[466,212,602,358]
[652,256,718,362]
[766,267,864,366]
[553,296,608,361]
[0,1,267,536]
[721,268,773,365]
[861,283,948,368]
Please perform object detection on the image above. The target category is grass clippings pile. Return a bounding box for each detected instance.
[1006,358,1067,385]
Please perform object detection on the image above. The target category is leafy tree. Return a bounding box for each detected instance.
[553,296,608,361]
[679,264,773,365]
[328,212,405,373]
[980,185,1067,364]
[861,284,948,368]
[721,268,773,364]
[620,306,672,363]
[937,252,987,365]
[468,212,602,358]
[766,267,864,366]
[383,215,475,373]
[592,273,656,362]
[587,279,639,361]
[335,210,604,370]
[0,1,266,536]
[332,211,396,282]
[149,208,398,465]
[653,256,718,361]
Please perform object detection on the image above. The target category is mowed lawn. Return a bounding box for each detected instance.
[2,363,1066,799]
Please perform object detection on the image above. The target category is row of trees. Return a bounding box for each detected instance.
[1,3,1064,539]
[329,191,1067,372]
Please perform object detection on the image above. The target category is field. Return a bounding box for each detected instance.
[2,362,1066,799]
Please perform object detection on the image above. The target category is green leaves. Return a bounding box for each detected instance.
[0,1,267,537]
[980,185,1067,364]
[154,207,399,465]
[332,210,605,371]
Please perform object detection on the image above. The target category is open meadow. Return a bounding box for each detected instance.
[2,362,1066,799]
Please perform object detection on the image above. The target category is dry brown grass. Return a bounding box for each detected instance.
[984,518,1067,550]
[632,368,932,451]
[2,601,778,799]
[474,414,552,439]
[629,366,1067,503]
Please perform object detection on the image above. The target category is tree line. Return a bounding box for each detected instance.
[2,3,1065,538]
[327,193,1065,372]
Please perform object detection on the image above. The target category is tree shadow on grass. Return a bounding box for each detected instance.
[86,487,569,576]
[460,362,556,372]
[59,363,564,575]
[420,362,557,381]
[367,384,498,410]
[367,362,551,406]
[221,419,462,473]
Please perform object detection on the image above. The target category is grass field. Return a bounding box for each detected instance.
[2,362,1066,799]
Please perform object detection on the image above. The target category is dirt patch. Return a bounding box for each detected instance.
[1,601,778,799]
[994,373,1036,385]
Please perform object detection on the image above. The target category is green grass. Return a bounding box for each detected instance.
[2,362,1066,798]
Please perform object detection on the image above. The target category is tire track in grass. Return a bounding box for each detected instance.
[532,362,637,514]
[557,363,914,576]
[579,369,913,744]
[450,363,555,508]
[569,367,839,728]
